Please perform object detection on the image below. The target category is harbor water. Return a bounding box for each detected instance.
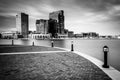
[0,39,120,71]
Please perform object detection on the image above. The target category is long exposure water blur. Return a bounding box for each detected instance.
[0,39,120,71]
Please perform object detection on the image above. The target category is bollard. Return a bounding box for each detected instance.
[51,41,54,47]
[71,41,74,51]
[102,45,109,68]
[32,42,34,46]
[12,39,14,45]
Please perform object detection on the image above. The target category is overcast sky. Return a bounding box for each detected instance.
[0,0,120,35]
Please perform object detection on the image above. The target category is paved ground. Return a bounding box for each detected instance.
[0,45,112,80]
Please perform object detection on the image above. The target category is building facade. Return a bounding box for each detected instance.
[68,31,74,38]
[16,13,29,38]
[48,19,57,38]
[36,19,49,34]
[29,33,51,39]
[81,32,99,38]
[1,32,18,39]
[49,10,64,34]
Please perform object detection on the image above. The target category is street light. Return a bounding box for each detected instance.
[12,39,14,45]
[102,45,109,68]
[103,45,109,52]
[71,41,74,51]
[32,41,34,46]
[51,41,54,47]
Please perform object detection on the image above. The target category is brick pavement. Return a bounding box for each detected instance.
[0,51,112,80]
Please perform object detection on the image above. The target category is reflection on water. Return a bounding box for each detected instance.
[0,39,120,71]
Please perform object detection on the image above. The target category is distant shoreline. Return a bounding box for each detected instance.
[0,38,120,40]
[0,45,65,53]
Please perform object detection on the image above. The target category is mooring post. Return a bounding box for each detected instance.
[102,45,109,68]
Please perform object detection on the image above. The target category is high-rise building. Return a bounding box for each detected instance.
[36,19,49,34]
[49,10,64,34]
[48,19,57,38]
[16,13,29,38]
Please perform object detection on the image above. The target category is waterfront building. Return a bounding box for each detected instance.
[36,19,49,34]
[48,19,57,38]
[1,32,18,39]
[16,13,29,38]
[29,33,51,39]
[88,32,99,38]
[68,31,74,38]
[64,29,69,34]
[81,33,88,38]
[81,32,99,38]
[57,34,68,38]
[49,10,65,34]
[74,34,83,38]
[33,10,68,38]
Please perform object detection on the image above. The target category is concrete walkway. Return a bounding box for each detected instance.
[74,51,120,80]
[55,47,120,80]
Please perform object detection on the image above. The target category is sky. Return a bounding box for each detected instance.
[0,0,120,35]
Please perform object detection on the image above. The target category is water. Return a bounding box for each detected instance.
[0,39,120,71]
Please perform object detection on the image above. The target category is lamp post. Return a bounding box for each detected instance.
[71,41,74,51]
[12,39,14,45]
[32,41,34,46]
[102,45,109,68]
[51,41,54,47]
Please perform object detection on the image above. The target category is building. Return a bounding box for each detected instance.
[74,34,83,38]
[36,19,49,34]
[48,19,57,38]
[80,32,99,38]
[29,33,51,39]
[49,10,65,34]
[1,32,18,39]
[68,31,74,38]
[64,29,68,34]
[88,32,99,38]
[16,13,29,38]
[33,10,67,38]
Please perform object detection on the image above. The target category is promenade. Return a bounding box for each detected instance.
[0,45,112,80]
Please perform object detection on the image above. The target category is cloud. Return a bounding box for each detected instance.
[73,0,120,22]
[0,0,120,35]
[40,4,57,13]
[0,16,15,29]
[74,0,120,11]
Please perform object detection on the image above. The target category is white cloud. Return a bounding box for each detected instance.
[108,5,120,16]
[0,0,120,35]
[40,4,57,12]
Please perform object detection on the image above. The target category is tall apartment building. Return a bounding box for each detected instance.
[36,19,49,34]
[49,10,64,34]
[16,13,29,38]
